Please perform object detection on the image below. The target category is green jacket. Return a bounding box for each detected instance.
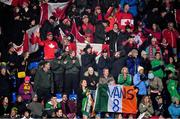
[148,77,163,94]
[166,64,175,72]
[167,79,180,100]
[139,103,154,118]
[117,74,132,86]
[51,58,65,74]
[64,56,80,74]
[34,68,54,93]
[151,59,164,79]
[45,101,61,110]
[166,64,176,74]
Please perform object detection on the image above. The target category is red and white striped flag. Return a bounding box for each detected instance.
[40,1,69,25]
[13,25,39,55]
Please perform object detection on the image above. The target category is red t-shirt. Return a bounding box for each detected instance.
[36,37,58,60]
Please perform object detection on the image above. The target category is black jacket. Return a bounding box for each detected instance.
[64,56,80,74]
[94,22,106,44]
[84,71,99,90]
[0,104,12,117]
[97,56,111,75]
[0,74,11,97]
[111,51,127,79]
[51,58,65,74]
[13,102,27,116]
[81,53,96,73]
[140,57,152,74]
[34,68,54,93]
[107,30,127,56]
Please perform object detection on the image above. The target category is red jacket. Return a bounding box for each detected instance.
[162,28,179,48]
[36,37,58,60]
[82,23,95,43]
[145,28,162,42]
[115,12,134,32]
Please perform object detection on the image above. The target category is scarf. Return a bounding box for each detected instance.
[23,83,31,92]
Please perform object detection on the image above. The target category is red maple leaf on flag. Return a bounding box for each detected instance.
[125,20,131,25]
[14,46,23,52]
[52,8,64,20]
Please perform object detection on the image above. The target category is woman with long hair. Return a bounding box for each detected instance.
[139,96,154,118]
[77,79,93,119]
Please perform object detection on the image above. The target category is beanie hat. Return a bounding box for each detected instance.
[141,50,147,57]
[148,73,155,79]
[47,32,53,36]
[24,76,30,81]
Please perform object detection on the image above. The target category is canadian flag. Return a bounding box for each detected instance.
[71,21,85,43]
[58,27,66,42]
[13,25,39,55]
[40,1,69,25]
[0,0,13,5]
[121,19,134,26]
[76,43,109,64]
[0,0,29,6]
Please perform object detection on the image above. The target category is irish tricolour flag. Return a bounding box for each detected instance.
[94,85,137,114]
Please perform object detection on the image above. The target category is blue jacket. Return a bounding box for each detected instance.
[168,103,180,119]
[120,0,138,17]
[133,73,148,95]
[127,57,141,76]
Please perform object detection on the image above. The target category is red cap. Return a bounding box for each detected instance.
[47,32,53,36]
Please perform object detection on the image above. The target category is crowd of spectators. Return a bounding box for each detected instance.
[0,0,180,118]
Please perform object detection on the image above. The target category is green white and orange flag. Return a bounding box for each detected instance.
[94,84,137,114]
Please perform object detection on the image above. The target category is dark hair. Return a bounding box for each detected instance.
[113,22,119,26]
[80,79,86,87]
[169,56,175,64]
[55,108,62,113]
[123,3,129,8]
[49,16,56,21]
[103,68,109,71]
[155,52,161,56]
[62,93,67,96]
[43,61,49,67]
